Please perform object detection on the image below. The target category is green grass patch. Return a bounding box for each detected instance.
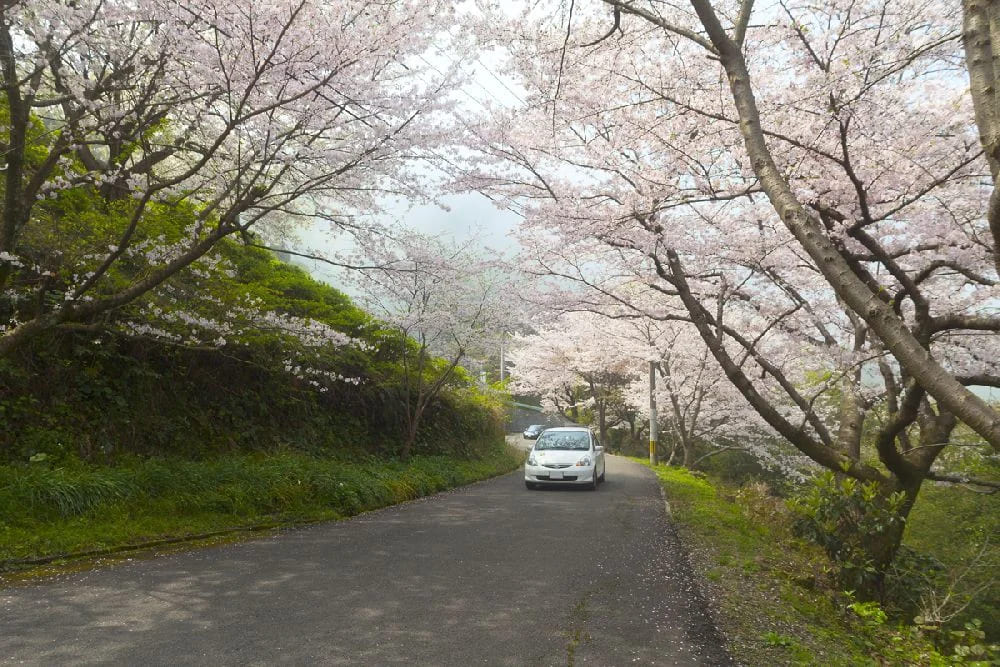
[904,482,999,638]
[0,444,523,566]
[638,462,973,666]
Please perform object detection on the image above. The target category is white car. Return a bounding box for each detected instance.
[524,427,606,490]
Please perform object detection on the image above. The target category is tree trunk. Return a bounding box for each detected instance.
[0,21,27,265]
[401,419,419,461]
[665,434,679,466]
[681,434,696,468]
[598,401,608,444]
[853,407,954,599]
[836,377,864,460]
[862,483,920,601]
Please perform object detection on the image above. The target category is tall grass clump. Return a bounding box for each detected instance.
[0,443,523,563]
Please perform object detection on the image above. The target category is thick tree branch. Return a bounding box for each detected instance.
[926,471,1000,492]
[665,247,883,481]
[602,0,718,52]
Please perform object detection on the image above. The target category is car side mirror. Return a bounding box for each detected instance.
[595,446,603,452]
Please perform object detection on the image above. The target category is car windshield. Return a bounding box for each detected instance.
[534,431,590,451]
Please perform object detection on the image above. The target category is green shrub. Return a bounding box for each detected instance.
[789,472,908,597]
[1,234,507,465]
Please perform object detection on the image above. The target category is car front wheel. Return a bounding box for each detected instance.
[525,480,536,490]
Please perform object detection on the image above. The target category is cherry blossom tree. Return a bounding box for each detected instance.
[510,304,806,471]
[473,0,1000,444]
[351,229,516,459]
[506,329,585,422]
[0,0,457,357]
[620,318,787,470]
[520,209,998,579]
[507,311,639,444]
[462,0,1000,581]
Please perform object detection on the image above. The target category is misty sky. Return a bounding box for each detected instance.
[295,192,522,292]
[294,43,526,292]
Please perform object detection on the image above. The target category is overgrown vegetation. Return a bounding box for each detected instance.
[644,463,999,665]
[904,481,1000,641]
[1,195,513,568]
[789,472,910,599]
[0,446,522,565]
[1,234,506,464]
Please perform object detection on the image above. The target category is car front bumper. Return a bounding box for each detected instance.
[524,464,596,485]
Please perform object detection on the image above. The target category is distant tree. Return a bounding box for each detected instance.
[351,230,514,459]
[620,319,780,470]
[507,311,637,444]
[510,309,795,471]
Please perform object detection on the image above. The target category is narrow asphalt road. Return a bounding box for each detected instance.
[1,453,731,666]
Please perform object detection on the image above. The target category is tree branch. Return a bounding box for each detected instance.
[927,471,1000,492]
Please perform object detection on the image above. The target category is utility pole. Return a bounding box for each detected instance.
[649,360,658,465]
[499,339,505,383]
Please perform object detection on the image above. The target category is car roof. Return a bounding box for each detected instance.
[541,426,589,433]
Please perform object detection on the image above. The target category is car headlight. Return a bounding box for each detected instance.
[575,456,592,467]
[528,454,537,466]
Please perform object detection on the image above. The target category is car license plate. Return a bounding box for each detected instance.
[549,470,563,479]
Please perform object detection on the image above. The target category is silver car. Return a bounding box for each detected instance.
[522,424,546,439]
[524,427,606,490]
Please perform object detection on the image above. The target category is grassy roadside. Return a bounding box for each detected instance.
[638,461,985,666]
[1,443,524,570]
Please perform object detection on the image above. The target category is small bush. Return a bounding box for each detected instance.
[789,472,907,597]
